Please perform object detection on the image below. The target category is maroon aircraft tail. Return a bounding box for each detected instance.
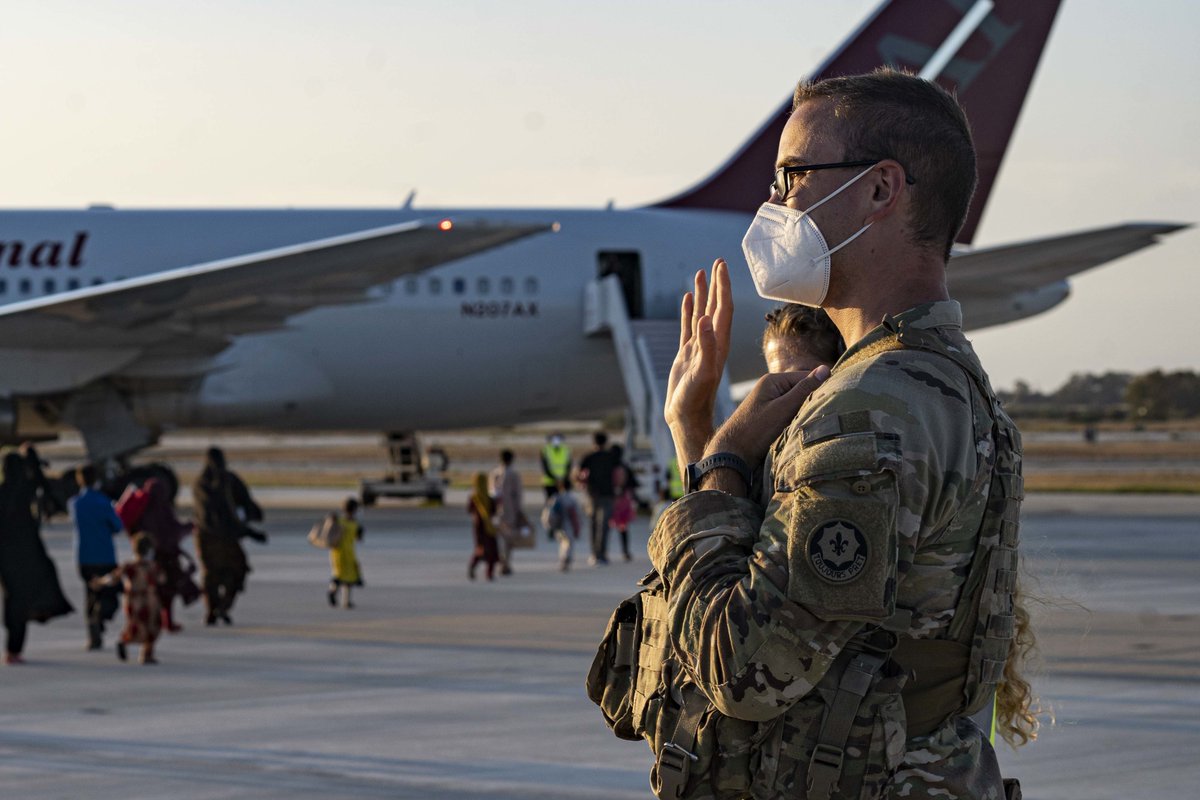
[652,0,1062,245]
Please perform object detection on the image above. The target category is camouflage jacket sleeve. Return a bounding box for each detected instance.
[648,349,981,722]
[648,489,866,721]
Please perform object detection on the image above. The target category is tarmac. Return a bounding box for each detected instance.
[0,492,1197,799]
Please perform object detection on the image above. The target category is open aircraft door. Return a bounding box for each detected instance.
[597,250,643,320]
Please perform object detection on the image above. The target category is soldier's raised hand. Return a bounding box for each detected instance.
[664,259,734,467]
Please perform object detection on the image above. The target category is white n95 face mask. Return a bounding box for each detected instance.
[741,164,875,307]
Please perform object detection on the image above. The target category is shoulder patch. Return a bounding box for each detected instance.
[807,519,869,583]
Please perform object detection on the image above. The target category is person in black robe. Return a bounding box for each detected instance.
[0,451,73,664]
[192,448,266,626]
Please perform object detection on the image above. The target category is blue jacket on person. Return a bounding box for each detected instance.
[70,488,124,566]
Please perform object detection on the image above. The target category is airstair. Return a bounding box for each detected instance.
[584,274,734,494]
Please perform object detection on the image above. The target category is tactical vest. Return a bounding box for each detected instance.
[588,316,1022,800]
[866,316,1024,738]
[542,444,571,486]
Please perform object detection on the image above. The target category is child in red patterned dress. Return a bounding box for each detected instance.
[91,533,163,665]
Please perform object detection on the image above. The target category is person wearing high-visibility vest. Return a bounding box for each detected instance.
[665,458,684,501]
[540,434,572,499]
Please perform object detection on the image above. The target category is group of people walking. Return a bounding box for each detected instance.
[467,433,646,578]
[0,446,265,666]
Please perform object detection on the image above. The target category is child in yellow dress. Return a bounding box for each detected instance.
[328,498,364,609]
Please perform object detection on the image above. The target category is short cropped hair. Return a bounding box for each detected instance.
[794,68,976,260]
[593,431,608,448]
[763,305,844,365]
[343,497,359,514]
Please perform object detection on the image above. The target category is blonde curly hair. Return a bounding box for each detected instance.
[994,572,1043,746]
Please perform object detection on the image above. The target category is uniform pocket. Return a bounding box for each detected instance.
[759,655,907,800]
[586,592,644,741]
[785,469,899,622]
[644,681,759,800]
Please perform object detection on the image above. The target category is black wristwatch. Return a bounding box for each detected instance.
[684,452,752,494]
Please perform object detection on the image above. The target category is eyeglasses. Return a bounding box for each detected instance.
[771,159,916,200]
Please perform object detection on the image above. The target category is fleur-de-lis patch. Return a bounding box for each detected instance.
[808,520,869,583]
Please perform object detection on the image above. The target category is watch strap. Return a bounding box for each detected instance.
[685,452,752,494]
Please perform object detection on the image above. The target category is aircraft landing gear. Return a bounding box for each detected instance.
[360,431,448,506]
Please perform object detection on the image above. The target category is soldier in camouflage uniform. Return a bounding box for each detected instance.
[649,70,1023,799]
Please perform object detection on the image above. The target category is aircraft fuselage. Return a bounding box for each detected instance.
[0,206,776,433]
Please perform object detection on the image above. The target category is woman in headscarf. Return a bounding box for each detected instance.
[134,477,196,632]
[467,472,499,581]
[0,451,73,664]
[191,447,265,626]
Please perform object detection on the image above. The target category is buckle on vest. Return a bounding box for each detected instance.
[807,743,845,796]
[656,742,697,798]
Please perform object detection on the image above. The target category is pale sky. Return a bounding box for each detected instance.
[3,0,1197,392]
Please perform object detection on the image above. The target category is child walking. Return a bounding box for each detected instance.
[328,498,364,609]
[90,533,162,665]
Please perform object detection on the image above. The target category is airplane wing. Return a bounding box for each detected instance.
[0,219,548,394]
[948,222,1189,293]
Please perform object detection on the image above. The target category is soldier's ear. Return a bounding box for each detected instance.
[864,160,906,225]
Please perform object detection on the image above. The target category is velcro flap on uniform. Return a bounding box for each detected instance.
[980,658,1006,685]
[998,472,1025,500]
[798,409,883,448]
[640,590,668,621]
[987,613,1015,639]
[993,568,1018,594]
[999,519,1020,548]
[799,414,844,447]
[778,430,899,491]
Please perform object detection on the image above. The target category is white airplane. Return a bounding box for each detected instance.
[0,0,1186,485]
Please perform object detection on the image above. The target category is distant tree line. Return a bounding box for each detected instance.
[998,369,1200,422]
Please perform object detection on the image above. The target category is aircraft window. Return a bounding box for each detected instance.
[524,277,539,295]
[0,279,6,294]
[67,278,80,291]
[428,277,442,294]
[477,277,490,295]
[19,278,31,294]
[44,278,56,294]
[92,277,104,286]
[404,278,418,295]
[452,277,465,295]
[500,277,514,295]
